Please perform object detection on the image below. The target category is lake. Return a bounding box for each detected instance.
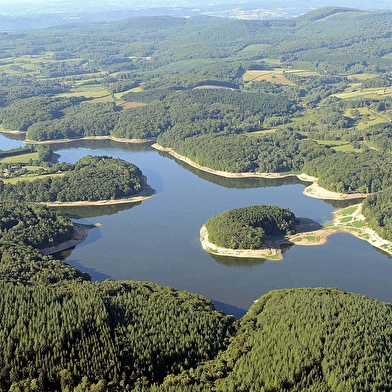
[2,133,392,316]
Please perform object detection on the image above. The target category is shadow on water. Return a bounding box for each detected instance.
[211,254,268,267]
[52,201,143,219]
[51,139,155,152]
[324,198,367,209]
[57,249,111,281]
[212,300,247,319]
[157,149,306,189]
[0,132,26,141]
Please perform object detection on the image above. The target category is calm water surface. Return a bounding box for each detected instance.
[2,134,392,314]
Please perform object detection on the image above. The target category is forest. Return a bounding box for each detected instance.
[204,205,297,249]
[0,7,392,200]
[2,201,392,391]
[2,6,392,390]
[0,155,147,203]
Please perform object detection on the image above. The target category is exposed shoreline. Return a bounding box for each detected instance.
[152,143,368,201]
[43,190,155,207]
[41,224,91,255]
[200,204,392,260]
[25,135,157,145]
[0,131,370,202]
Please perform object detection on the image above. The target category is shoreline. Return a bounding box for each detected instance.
[25,135,157,145]
[43,191,155,207]
[152,144,368,201]
[200,204,392,260]
[41,224,90,255]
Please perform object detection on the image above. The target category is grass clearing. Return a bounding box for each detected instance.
[347,73,378,81]
[0,152,38,164]
[284,69,320,77]
[3,172,65,184]
[243,69,295,85]
[238,44,271,56]
[341,206,357,216]
[334,86,392,100]
[118,102,147,110]
[263,58,282,65]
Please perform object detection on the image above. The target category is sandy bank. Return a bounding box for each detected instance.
[200,225,284,260]
[24,136,157,145]
[303,182,368,201]
[200,204,392,260]
[43,192,154,207]
[0,128,26,135]
[152,144,367,201]
[41,224,90,255]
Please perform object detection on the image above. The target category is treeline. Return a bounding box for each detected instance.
[303,151,392,193]
[0,76,68,107]
[113,89,298,141]
[0,202,87,284]
[205,205,297,249]
[362,188,392,241]
[154,288,392,391]
[0,280,235,391]
[26,102,118,141]
[0,155,146,202]
[0,96,82,132]
[159,131,331,173]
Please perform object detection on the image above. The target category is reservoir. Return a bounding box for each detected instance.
[2,133,392,314]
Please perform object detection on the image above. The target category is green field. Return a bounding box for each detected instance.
[0,152,38,164]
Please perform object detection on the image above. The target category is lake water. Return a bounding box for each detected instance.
[2,133,392,316]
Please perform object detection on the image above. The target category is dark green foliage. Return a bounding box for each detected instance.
[0,202,87,284]
[0,202,73,249]
[0,146,34,158]
[0,97,79,132]
[0,280,235,391]
[363,188,392,240]
[114,88,297,141]
[205,205,296,249]
[157,288,392,391]
[303,151,392,193]
[159,131,331,173]
[0,155,145,202]
[26,102,118,141]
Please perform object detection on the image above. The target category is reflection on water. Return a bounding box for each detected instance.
[211,254,268,267]
[157,149,306,189]
[0,132,26,150]
[52,138,154,153]
[53,201,142,219]
[324,198,366,209]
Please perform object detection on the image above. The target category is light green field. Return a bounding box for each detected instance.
[238,44,271,56]
[3,172,64,184]
[0,152,38,164]
[243,69,295,85]
[347,73,378,81]
[344,107,390,130]
[284,69,320,77]
[263,58,282,65]
[245,129,278,136]
[315,139,363,153]
[58,84,111,100]
[334,86,392,99]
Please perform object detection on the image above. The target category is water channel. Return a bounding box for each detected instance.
[2,133,392,316]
